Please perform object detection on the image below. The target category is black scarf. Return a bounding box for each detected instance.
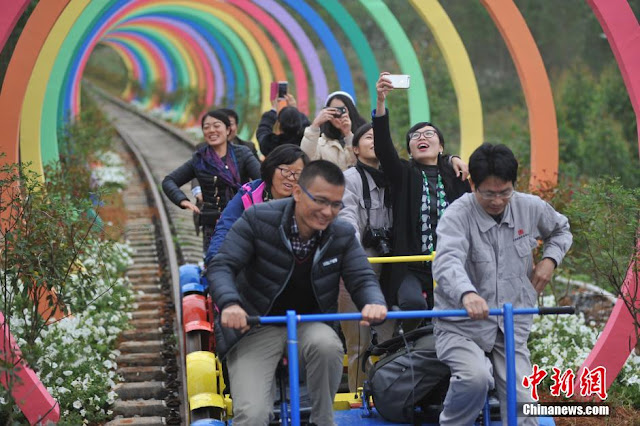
[356,160,391,208]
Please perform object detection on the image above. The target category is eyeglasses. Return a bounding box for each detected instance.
[476,188,515,200]
[409,130,437,140]
[299,185,344,211]
[277,167,301,181]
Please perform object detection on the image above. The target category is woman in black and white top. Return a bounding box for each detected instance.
[373,72,470,330]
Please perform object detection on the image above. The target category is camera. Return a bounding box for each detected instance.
[332,106,347,117]
[362,226,393,256]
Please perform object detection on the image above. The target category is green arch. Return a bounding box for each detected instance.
[312,0,379,107]
[43,1,112,164]
[358,0,430,123]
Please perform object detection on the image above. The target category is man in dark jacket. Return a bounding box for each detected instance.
[207,160,387,426]
[219,108,260,159]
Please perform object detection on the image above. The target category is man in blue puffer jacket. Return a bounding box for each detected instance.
[207,160,387,426]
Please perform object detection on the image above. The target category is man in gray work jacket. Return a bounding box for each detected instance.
[432,143,572,426]
[208,160,387,426]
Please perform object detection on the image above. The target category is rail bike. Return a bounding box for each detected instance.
[178,257,573,426]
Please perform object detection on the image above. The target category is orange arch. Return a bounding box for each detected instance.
[480,0,558,186]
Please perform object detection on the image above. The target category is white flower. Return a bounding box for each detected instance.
[73,400,82,409]
[63,370,73,376]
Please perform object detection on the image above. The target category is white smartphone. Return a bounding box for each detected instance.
[386,74,411,89]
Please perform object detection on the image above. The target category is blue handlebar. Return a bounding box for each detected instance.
[246,305,575,325]
[245,305,574,426]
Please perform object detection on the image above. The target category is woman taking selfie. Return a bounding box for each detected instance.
[373,72,470,329]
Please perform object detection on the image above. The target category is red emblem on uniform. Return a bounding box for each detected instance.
[518,229,524,235]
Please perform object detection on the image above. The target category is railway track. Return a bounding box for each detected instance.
[94,89,209,425]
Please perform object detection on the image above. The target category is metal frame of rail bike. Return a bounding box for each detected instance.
[248,304,575,426]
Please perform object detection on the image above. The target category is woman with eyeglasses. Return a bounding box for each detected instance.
[205,144,310,263]
[301,91,367,171]
[373,72,471,329]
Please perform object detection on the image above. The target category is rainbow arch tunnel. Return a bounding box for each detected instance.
[0,0,638,392]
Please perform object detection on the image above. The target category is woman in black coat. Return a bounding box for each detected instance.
[257,94,310,156]
[373,73,470,328]
[162,109,261,252]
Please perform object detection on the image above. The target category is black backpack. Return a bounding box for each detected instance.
[363,324,451,424]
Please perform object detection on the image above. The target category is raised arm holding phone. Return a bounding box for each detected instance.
[257,88,310,156]
[372,72,471,329]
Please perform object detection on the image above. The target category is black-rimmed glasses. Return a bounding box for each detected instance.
[409,130,437,140]
[277,167,301,181]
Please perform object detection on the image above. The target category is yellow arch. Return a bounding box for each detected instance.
[410,0,483,161]
[20,1,88,175]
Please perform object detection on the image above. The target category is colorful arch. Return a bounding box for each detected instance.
[311,0,380,107]
[7,0,635,197]
[2,0,639,401]
[0,0,69,170]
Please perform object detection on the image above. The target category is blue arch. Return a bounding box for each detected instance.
[281,0,355,99]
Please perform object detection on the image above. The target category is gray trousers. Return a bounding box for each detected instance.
[226,322,344,426]
[436,329,537,426]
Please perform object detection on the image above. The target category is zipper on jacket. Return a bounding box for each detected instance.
[263,225,297,315]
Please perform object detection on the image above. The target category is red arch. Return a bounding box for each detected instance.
[576,0,640,392]
[0,0,31,51]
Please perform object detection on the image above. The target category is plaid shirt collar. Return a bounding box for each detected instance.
[290,214,322,259]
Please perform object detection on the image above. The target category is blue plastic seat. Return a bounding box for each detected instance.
[180,264,201,288]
